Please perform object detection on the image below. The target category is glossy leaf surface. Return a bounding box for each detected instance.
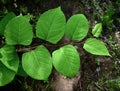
[83,38,110,56]
[52,45,80,77]
[4,15,33,45]
[65,14,89,41]
[92,23,102,37]
[0,45,19,86]
[0,12,16,35]
[22,45,52,80]
[36,7,66,44]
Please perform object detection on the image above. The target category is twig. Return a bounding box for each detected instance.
[94,83,103,90]
[16,46,38,52]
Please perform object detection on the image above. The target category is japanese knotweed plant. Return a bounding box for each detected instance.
[0,7,110,86]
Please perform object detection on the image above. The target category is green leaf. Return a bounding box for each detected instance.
[65,14,89,41]
[0,12,16,35]
[0,45,19,86]
[1,0,10,4]
[22,45,52,80]
[17,63,28,77]
[83,38,110,56]
[0,63,15,86]
[4,15,33,45]
[24,13,33,21]
[0,45,19,72]
[92,23,102,38]
[103,6,115,25]
[52,45,80,77]
[36,7,66,44]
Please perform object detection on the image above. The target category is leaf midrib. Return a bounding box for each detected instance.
[46,10,57,40]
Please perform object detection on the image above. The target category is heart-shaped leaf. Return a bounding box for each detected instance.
[83,38,110,56]
[65,14,89,41]
[4,15,33,45]
[36,7,66,44]
[0,45,19,86]
[92,23,102,38]
[52,45,80,77]
[22,45,52,80]
[0,12,16,35]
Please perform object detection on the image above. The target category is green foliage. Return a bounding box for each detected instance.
[22,45,52,80]
[103,6,115,25]
[0,12,16,35]
[116,0,120,5]
[92,23,102,38]
[1,0,10,4]
[102,6,116,30]
[0,45,19,86]
[83,38,110,56]
[105,77,120,90]
[0,7,110,86]
[36,7,66,44]
[65,14,89,41]
[52,45,80,77]
[4,15,33,45]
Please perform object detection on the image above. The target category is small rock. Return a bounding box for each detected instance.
[115,31,120,45]
[51,71,81,91]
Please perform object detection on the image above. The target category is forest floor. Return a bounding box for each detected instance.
[0,0,120,91]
